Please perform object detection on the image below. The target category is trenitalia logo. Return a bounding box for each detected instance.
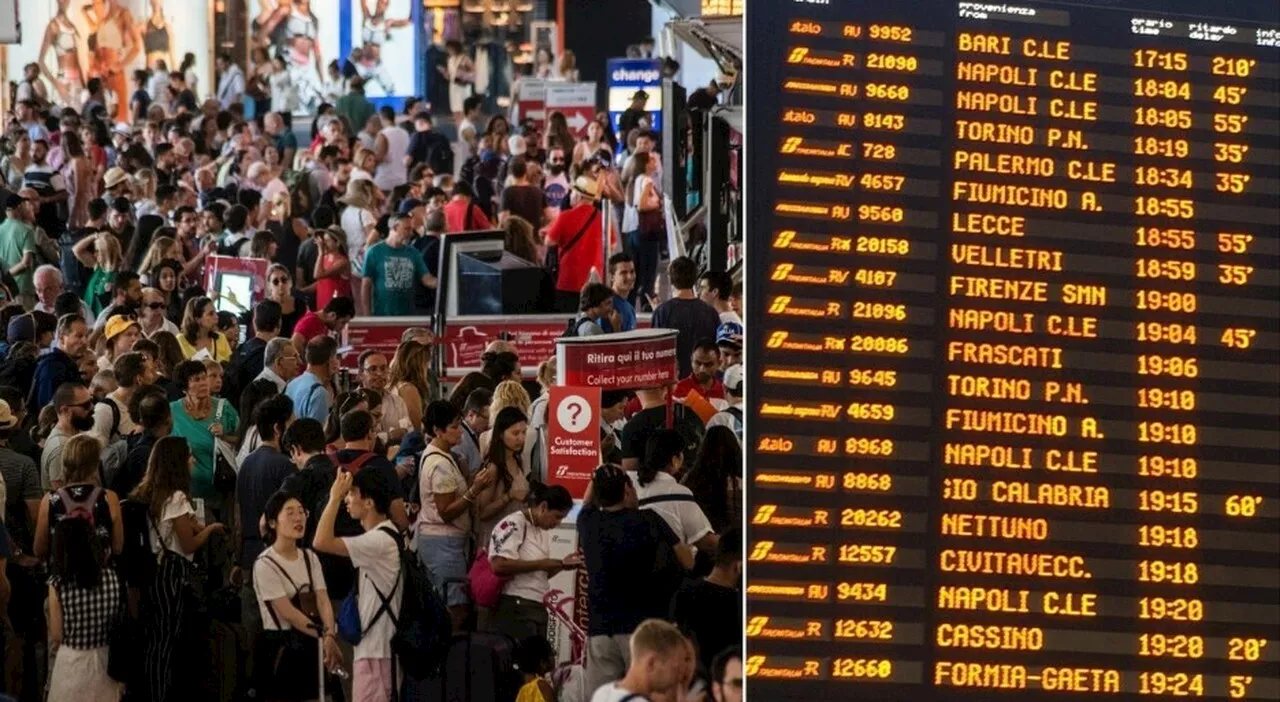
[611,68,661,82]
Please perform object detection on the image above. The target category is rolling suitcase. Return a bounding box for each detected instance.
[404,631,521,702]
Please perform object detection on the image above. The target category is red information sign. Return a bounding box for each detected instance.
[517,79,547,130]
[545,83,597,138]
[556,328,679,389]
[546,386,601,499]
[204,255,269,316]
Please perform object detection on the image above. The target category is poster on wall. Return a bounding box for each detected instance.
[11,0,211,119]
[249,0,341,114]
[351,0,414,98]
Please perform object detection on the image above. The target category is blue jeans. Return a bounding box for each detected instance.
[628,230,661,305]
[415,532,470,608]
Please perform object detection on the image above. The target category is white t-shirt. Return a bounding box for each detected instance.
[374,125,410,191]
[342,521,403,661]
[591,683,650,702]
[150,491,196,561]
[719,309,743,326]
[253,546,327,631]
[416,446,469,537]
[340,206,376,273]
[626,471,713,546]
[489,510,550,603]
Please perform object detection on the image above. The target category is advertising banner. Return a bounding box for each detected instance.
[544,82,597,138]
[546,386,601,499]
[606,57,664,139]
[556,328,678,390]
[249,0,342,114]
[349,0,415,99]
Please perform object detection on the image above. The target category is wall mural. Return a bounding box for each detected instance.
[13,0,210,120]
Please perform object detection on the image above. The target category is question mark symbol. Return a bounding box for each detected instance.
[568,401,584,424]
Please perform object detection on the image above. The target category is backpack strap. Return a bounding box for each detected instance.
[330,450,378,475]
[361,526,404,634]
[558,210,598,259]
[259,553,299,630]
[726,406,743,422]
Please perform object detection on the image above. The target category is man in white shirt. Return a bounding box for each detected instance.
[373,106,410,191]
[255,338,300,392]
[590,619,689,702]
[215,53,246,108]
[314,469,403,702]
[697,271,741,326]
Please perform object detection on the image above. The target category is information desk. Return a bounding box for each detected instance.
[745,0,1279,699]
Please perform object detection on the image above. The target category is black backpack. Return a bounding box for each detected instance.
[427,135,454,177]
[562,316,594,338]
[366,527,453,680]
[218,236,249,257]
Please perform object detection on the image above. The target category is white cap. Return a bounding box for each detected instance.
[508,134,527,156]
[723,364,743,395]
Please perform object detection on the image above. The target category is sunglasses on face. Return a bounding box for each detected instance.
[270,278,289,285]
[146,301,165,309]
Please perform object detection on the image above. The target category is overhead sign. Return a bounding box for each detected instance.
[547,386,601,499]
[545,82,598,138]
[556,328,679,389]
[606,58,664,139]
[516,79,547,129]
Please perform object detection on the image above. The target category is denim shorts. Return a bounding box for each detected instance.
[415,532,470,608]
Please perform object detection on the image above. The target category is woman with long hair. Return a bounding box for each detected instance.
[34,434,124,562]
[1,134,31,190]
[502,215,539,265]
[472,406,530,548]
[558,50,579,82]
[482,350,522,386]
[168,360,239,513]
[487,480,576,643]
[131,436,226,701]
[681,425,742,535]
[138,236,184,281]
[179,296,232,362]
[543,111,576,160]
[572,118,606,167]
[46,517,124,702]
[624,151,663,306]
[478,379,530,455]
[313,228,352,310]
[38,0,87,104]
[148,260,185,323]
[72,232,122,317]
[485,114,512,155]
[387,340,433,430]
[181,52,199,99]
[442,40,475,124]
[253,491,340,700]
[54,134,89,229]
[338,178,379,311]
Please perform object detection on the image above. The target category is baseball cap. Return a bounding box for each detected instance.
[3,193,27,210]
[6,314,35,343]
[716,321,743,349]
[508,135,527,156]
[104,315,139,342]
[397,198,424,216]
[723,364,743,395]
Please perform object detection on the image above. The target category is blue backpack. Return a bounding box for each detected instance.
[337,527,451,680]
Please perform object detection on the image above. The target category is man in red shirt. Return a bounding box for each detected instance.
[544,176,604,313]
[290,296,356,353]
[673,340,724,402]
[442,179,493,233]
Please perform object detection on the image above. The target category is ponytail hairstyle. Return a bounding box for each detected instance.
[639,429,686,488]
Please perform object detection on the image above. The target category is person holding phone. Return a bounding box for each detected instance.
[487,481,579,643]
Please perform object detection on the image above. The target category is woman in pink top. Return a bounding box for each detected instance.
[313,228,352,309]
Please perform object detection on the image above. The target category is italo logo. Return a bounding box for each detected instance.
[612,68,661,83]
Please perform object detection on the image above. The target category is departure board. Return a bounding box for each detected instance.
[744,0,1280,699]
